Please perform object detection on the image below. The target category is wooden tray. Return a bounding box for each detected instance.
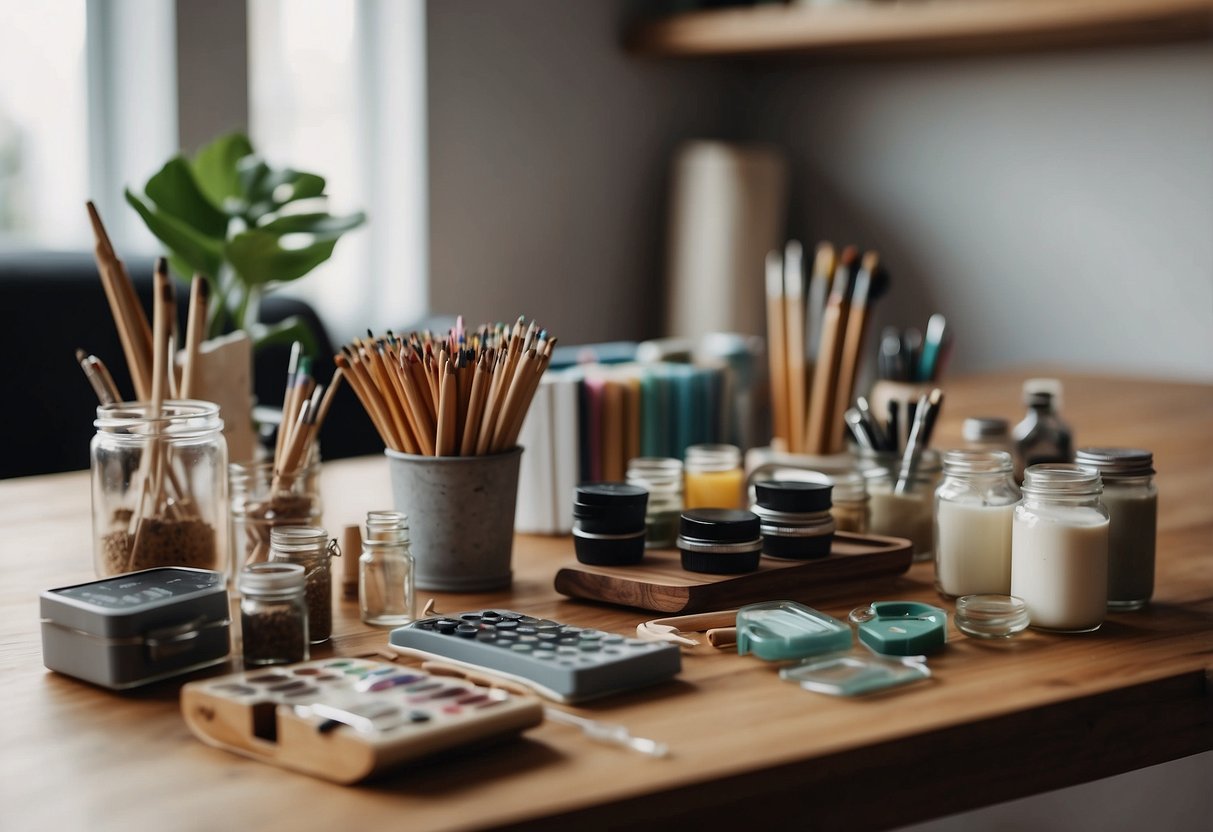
[554,531,913,614]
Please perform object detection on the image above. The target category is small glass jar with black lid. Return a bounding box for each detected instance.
[240,562,309,666]
[751,480,835,560]
[677,509,763,574]
[573,483,649,566]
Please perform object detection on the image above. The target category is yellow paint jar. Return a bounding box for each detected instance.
[684,444,744,509]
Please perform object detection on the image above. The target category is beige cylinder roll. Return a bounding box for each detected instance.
[664,141,788,339]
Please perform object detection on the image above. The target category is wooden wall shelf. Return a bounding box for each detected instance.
[628,0,1213,60]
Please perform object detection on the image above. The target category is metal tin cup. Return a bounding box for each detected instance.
[385,447,522,591]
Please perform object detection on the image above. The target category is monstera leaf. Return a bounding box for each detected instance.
[125,132,366,348]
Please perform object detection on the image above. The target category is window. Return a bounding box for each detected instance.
[249,0,427,340]
[0,0,89,249]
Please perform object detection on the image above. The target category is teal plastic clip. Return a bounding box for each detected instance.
[855,601,947,656]
[735,601,852,661]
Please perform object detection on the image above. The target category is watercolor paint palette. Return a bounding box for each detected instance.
[180,658,544,783]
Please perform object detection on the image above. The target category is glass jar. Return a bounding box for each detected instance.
[962,417,1013,456]
[1011,464,1109,633]
[229,455,322,584]
[268,526,339,644]
[1075,448,1156,610]
[933,450,1020,599]
[240,562,309,666]
[684,444,744,510]
[626,457,683,548]
[92,401,228,577]
[828,472,869,534]
[861,449,941,561]
[360,511,415,627]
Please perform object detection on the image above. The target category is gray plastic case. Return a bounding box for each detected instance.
[40,567,231,689]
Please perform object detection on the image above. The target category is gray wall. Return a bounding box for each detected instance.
[429,6,1212,380]
[748,42,1213,382]
[427,0,741,343]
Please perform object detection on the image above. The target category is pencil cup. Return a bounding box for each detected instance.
[385,446,523,591]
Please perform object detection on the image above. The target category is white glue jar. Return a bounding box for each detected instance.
[933,450,1020,599]
[1011,464,1109,633]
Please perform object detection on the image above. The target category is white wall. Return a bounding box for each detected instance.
[747,42,1213,381]
[427,0,741,342]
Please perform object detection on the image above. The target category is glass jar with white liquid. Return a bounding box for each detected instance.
[934,450,1020,599]
[1010,464,1109,633]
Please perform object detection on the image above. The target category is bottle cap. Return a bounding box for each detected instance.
[240,562,305,594]
[679,509,761,544]
[575,483,649,507]
[962,416,1009,441]
[753,480,832,513]
[1075,447,1154,478]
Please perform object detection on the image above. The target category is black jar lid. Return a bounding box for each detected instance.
[753,480,833,513]
[1075,448,1155,477]
[679,509,761,544]
[575,483,649,506]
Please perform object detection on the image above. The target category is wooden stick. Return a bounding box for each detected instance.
[831,250,880,453]
[502,349,548,449]
[764,250,789,450]
[86,202,153,400]
[476,348,509,455]
[180,275,208,399]
[368,343,420,455]
[335,352,397,449]
[396,354,436,456]
[459,354,490,456]
[491,348,536,452]
[784,241,808,454]
[274,343,303,464]
[436,360,457,456]
[804,247,856,454]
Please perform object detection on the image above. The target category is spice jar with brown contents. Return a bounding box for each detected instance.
[240,562,309,666]
[229,454,321,584]
[268,526,339,643]
[91,401,227,577]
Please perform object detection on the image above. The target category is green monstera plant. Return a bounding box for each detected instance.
[126,132,365,354]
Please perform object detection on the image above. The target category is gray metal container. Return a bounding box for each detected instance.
[41,567,231,689]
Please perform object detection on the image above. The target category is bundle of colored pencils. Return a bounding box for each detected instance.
[336,317,556,457]
[766,241,888,455]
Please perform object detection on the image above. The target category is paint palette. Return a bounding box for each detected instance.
[180,658,544,783]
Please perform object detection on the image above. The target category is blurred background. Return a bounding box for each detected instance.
[0,0,1209,827]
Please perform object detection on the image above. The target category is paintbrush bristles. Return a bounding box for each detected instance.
[337,318,552,457]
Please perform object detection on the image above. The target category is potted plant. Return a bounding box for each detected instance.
[125,132,365,354]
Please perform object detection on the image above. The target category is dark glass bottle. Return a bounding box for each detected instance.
[1012,380,1073,480]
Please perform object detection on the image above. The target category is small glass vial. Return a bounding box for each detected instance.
[862,450,942,561]
[934,450,1020,599]
[92,401,228,577]
[828,472,869,534]
[240,562,309,666]
[962,417,1013,456]
[1012,379,1073,480]
[1075,448,1157,610]
[626,457,684,548]
[684,444,744,510]
[268,526,338,644]
[1011,464,1109,633]
[360,511,415,627]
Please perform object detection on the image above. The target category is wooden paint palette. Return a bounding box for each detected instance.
[181,658,544,783]
[554,531,913,614]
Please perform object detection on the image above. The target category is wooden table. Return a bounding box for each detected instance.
[2,370,1210,831]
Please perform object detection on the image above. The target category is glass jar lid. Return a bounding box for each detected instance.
[1075,447,1154,478]
[685,444,741,471]
[575,483,649,507]
[94,400,223,436]
[240,562,305,594]
[955,594,1029,639]
[269,526,332,558]
[679,509,760,544]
